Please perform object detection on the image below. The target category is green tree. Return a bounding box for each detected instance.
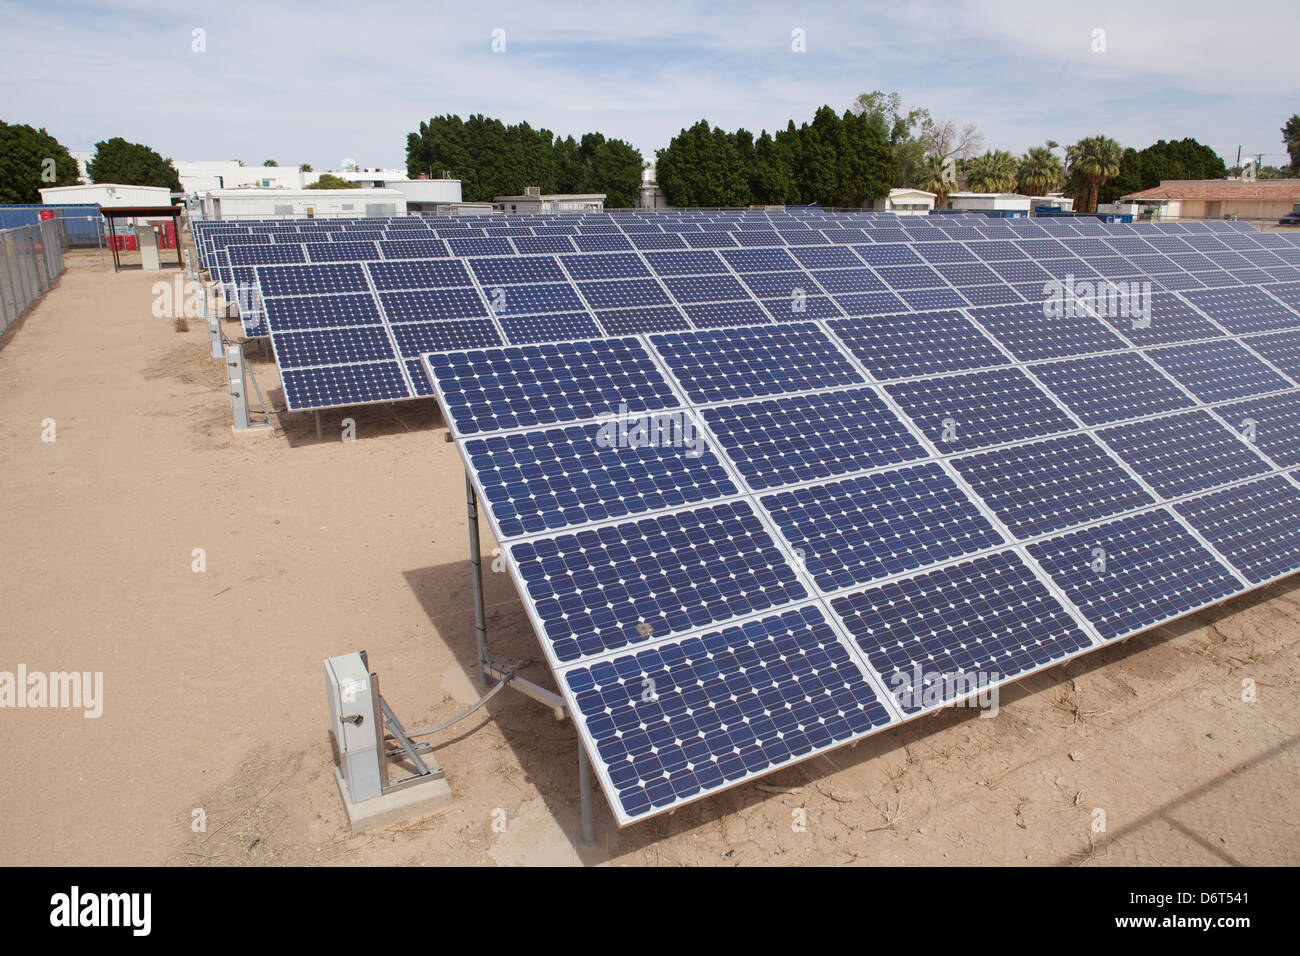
[304,173,361,189]
[1281,115,1300,173]
[299,163,313,172]
[964,150,1019,193]
[1098,147,1143,204]
[263,159,278,167]
[1065,135,1124,213]
[919,154,957,206]
[0,120,80,203]
[1016,145,1064,196]
[86,137,182,191]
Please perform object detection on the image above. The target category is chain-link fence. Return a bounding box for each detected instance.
[0,218,67,335]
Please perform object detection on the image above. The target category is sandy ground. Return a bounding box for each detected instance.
[0,248,1297,868]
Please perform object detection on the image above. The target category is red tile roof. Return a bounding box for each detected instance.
[1122,179,1300,201]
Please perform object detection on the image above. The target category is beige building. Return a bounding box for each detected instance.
[1121,179,1300,221]
[863,188,936,215]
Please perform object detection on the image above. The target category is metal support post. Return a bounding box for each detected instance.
[578,742,595,846]
[315,411,322,439]
[466,474,489,685]
[226,344,251,430]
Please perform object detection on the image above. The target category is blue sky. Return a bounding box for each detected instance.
[2,0,1296,171]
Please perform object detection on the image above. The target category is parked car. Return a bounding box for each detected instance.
[1280,209,1300,226]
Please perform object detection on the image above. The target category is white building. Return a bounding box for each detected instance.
[864,188,937,215]
[494,187,605,214]
[39,183,173,207]
[174,160,307,194]
[195,187,406,220]
[947,192,1032,216]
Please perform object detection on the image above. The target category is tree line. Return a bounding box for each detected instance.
[405,115,644,207]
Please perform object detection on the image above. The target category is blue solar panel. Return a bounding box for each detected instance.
[826,308,1008,379]
[390,319,502,355]
[956,284,1024,307]
[968,241,1028,262]
[577,279,672,309]
[1030,352,1196,426]
[448,237,516,257]
[560,254,651,280]
[562,603,893,823]
[953,434,1154,538]
[831,551,1092,714]
[469,256,567,286]
[256,263,369,296]
[833,291,909,315]
[424,338,679,436]
[643,251,728,276]
[281,361,411,411]
[1183,286,1300,334]
[790,247,863,269]
[379,238,450,260]
[662,275,750,303]
[682,301,771,328]
[510,500,808,664]
[1094,290,1222,346]
[721,248,799,271]
[1242,329,1300,382]
[463,420,737,537]
[885,367,1075,452]
[1174,475,1300,584]
[854,244,923,267]
[379,288,488,322]
[875,264,946,290]
[969,301,1127,361]
[595,306,690,335]
[574,234,634,252]
[1147,339,1293,403]
[651,324,864,403]
[272,326,396,368]
[1027,509,1239,641]
[368,260,473,290]
[488,283,586,315]
[810,269,888,294]
[262,293,381,330]
[761,462,1003,591]
[499,312,603,344]
[512,236,576,255]
[1210,391,1300,468]
[936,262,1001,285]
[1097,410,1270,498]
[306,240,381,262]
[700,387,926,490]
[760,295,844,320]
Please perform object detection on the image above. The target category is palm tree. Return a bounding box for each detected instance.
[965,150,1019,193]
[1017,146,1064,196]
[919,153,958,206]
[1066,135,1123,213]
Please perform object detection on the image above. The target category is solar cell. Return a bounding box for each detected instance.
[424,337,679,437]
[650,324,864,403]
[1027,509,1239,641]
[510,500,808,664]
[826,308,1008,379]
[272,326,396,368]
[389,319,502,355]
[830,551,1092,714]
[1147,339,1293,403]
[1174,475,1300,584]
[761,462,1003,591]
[969,301,1127,361]
[1209,391,1300,468]
[1029,352,1196,426]
[463,419,737,536]
[281,361,411,411]
[885,366,1076,452]
[952,434,1154,538]
[700,387,927,490]
[1097,410,1270,498]
[562,603,893,823]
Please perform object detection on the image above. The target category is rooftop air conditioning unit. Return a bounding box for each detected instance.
[524,186,541,198]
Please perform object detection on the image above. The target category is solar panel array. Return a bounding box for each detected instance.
[194,210,1300,826]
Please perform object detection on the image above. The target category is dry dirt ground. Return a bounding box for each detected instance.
[0,249,1297,867]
